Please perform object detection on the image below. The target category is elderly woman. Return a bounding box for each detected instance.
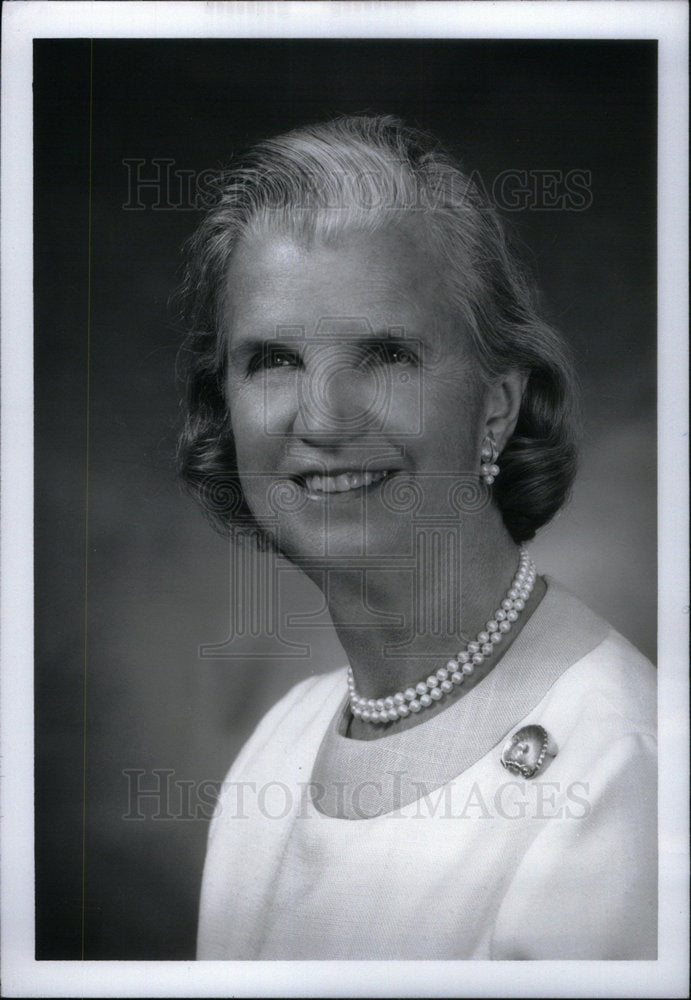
[178,117,656,960]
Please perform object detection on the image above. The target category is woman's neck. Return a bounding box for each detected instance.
[316,516,543,740]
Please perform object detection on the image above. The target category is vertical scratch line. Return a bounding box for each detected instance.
[81,38,94,962]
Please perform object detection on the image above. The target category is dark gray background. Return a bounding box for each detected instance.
[34,39,656,958]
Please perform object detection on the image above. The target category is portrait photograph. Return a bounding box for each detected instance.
[1,2,688,997]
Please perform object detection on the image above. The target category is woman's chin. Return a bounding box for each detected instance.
[272,517,403,567]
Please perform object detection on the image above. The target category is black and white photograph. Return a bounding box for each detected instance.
[1,1,688,996]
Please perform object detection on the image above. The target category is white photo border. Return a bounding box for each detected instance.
[1,2,688,997]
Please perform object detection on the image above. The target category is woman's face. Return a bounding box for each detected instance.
[223,223,489,564]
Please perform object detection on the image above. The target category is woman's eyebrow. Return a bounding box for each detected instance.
[226,338,278,365]
[227,338,260,357]
[361,328,418,342]
[362,327,412,340]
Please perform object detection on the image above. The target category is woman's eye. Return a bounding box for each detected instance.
[268,350,299,368]
[249,347,302,373]
[389,346,416,366]
[364,342,418,368]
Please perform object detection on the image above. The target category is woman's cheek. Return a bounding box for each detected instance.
[231,388,292,524]
[237,377,298,444]
[388,372,424,437]
[229,385,271,465]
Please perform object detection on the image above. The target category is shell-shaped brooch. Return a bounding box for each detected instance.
[500,724,557,779]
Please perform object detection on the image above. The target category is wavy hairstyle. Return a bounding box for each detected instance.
[176,115,579,543]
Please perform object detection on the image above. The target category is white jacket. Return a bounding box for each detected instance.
[197,579,656,960]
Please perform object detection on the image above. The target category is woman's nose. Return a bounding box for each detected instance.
[293,351,389,445]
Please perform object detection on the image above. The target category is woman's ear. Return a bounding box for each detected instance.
[483,371,527,453]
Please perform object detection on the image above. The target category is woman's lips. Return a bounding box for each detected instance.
[300,469,391,498]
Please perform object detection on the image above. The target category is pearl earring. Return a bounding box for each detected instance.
[480,434,500,485]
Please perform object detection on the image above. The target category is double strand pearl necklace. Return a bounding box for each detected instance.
[348,547,536,725]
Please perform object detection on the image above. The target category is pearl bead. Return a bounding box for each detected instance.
[387,708,399,722]
[376,699,385,711]
[430,687,443,701]
[393,692,406,705]
[420,693,432,708]
[409,699,421,713]
[507,609,518,622]
[472,652,484,665]
[457,651,470,664]
[397,702,410,717]
[362,710,371,721]
[501,598,513,611]
[379,710,389,723]
[440,679,453,693]
[513,598,525,611]
[426,675,439,689]
[495,609,507,622]
[487,620,498,632]
[445,659,457,673]
[481,642,493,656]
[437,666,450,681]
[404,687,416,702]
[462,662,474,676]
[491,631,502,643]
[477,631,490,644]
[485,475,495,485]
[468,641,480,654]
[508,587,519,600]
[352,706,362,717]
[451,670,464,684]
[416,681,428,696]
[499,620,511,633]
[384,696,395,710]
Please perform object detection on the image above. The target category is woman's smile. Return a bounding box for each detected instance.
[299,468,392,499]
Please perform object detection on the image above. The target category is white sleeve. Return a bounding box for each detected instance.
[203,672,330,849]
[197,670,345,959]
[491,730,657,959]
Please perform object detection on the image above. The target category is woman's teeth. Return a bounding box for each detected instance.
[304,470,389,494]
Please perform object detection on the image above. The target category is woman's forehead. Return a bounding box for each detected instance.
[224,222,448,338]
